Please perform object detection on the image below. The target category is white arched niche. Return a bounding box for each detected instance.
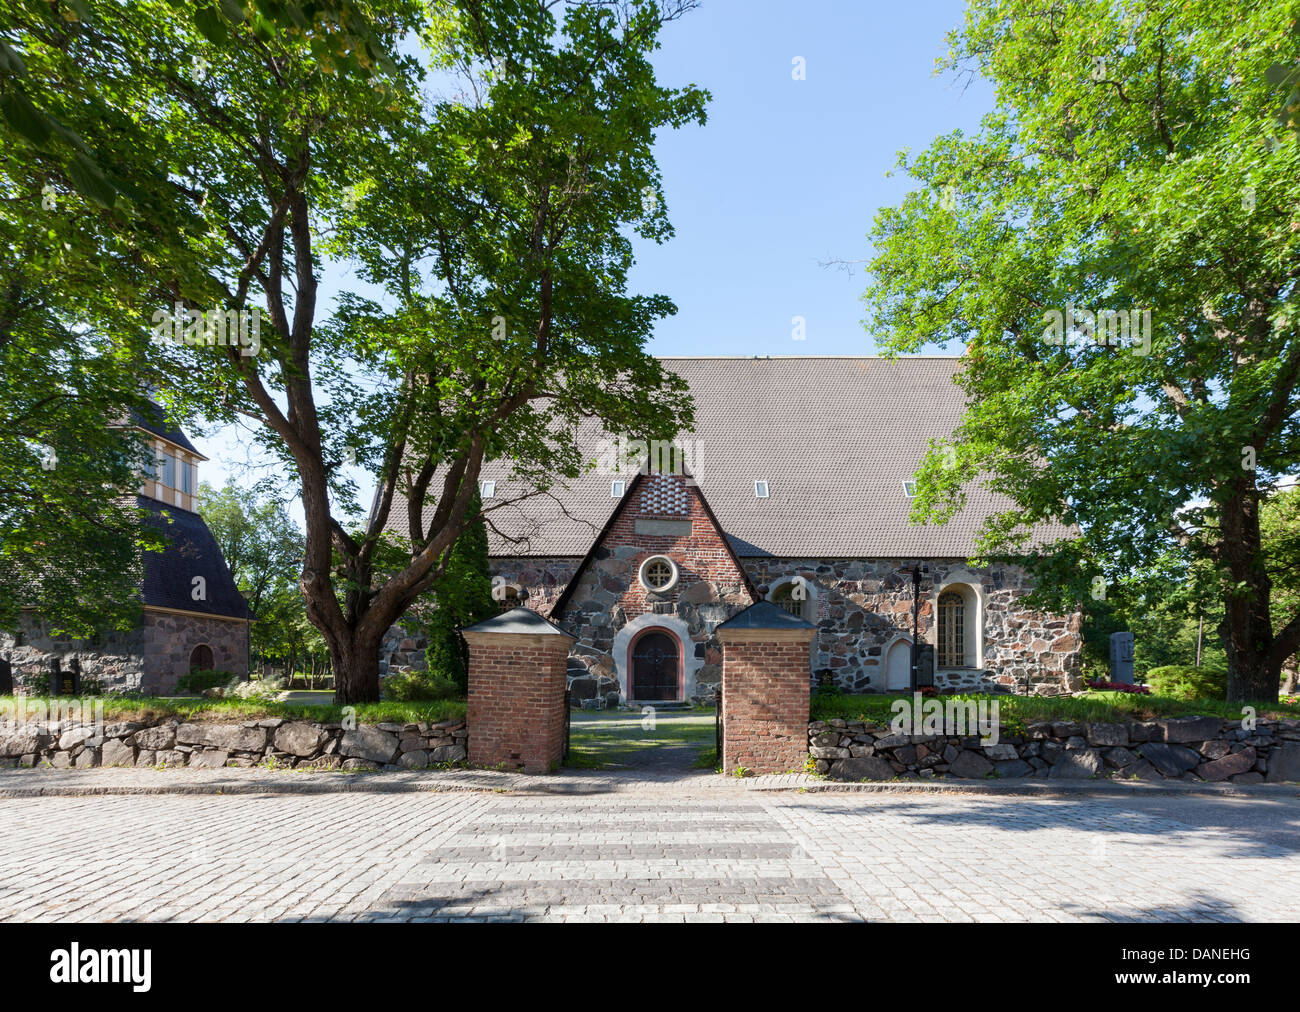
[612,612,703,704]
[929,568,985,670]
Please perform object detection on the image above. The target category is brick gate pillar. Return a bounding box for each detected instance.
[716,601,817,775]
[461,608,575,774]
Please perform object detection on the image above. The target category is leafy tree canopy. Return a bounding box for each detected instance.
[1,0,708,700]
[865,0,1300,700]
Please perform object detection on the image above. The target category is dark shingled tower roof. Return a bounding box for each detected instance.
[131,401,205,458]
[138,497,253,619]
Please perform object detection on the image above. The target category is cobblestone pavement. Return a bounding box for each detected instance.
[2,789,1297,922]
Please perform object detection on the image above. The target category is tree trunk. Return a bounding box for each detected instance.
[1220,575,1281,702]
[331,632,383,704]
[1219,485,1280,703]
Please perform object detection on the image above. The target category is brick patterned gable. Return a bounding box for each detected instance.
[551,471,757,622]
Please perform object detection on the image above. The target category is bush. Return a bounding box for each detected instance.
[1145,665,1228,700]
[177,668,235,694]
[425,491,497,695]
[381,671,462,703]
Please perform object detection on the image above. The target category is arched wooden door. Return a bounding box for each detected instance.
[630,631,680,700]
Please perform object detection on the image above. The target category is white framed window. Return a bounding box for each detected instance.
[769,578,813,622]
[479,480,496,499]
[611,480,625,497]
[903,480,917,498]
[161,452,175,488]
[638,555,680,593]
[754,480,769,499]
[180,459,195,495]
[933,579,982,669]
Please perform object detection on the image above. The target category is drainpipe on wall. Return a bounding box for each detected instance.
[910,564,921,693]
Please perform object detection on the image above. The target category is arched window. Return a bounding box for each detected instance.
[497,585,528,612]
[189,644,215,671]
[937,592,965,667]
[770,579,812,622]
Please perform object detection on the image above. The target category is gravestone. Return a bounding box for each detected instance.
[915,644,935,688]
[1109,631,1135,684]
[49,656,79,696]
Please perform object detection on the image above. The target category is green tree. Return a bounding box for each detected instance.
[1261,483,1300,690]
[0,194,166,636]
[1,0,705,701]
[863,0,1300,701]
[423,491,495,693]
[198,480,303,619]
[197,479,306,675]
[252,584,330,685]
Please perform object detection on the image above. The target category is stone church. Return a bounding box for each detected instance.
[383,356,1083,702]
[0,403,252,695]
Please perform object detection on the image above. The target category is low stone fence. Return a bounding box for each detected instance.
[810,716,1300,784]
[0,718,468,772]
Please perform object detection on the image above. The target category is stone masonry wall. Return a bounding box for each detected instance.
[1,613,146,694]
[810,715,1300,784]
[381,554,1083,701]
[547,475,753,703]
[142,610,249,694]
[746,559,1082,696]
[0,609,251,697]
[0,715,467,771]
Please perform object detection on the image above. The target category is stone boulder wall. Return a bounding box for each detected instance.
[810,717,1300,784]
[0,718,467,772]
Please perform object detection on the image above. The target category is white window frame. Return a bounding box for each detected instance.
[479,480,496,499]
[768,576,815,623]
[638,554,680,594]
[611,479,625,498]
[903,480,917,498]
[754,480,769,499]
[930,574,984,670]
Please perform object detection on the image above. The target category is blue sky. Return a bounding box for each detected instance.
[628,0,991,356]
[190,0,994,514]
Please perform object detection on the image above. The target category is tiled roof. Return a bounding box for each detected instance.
[461,607,573,637]
[139,497,253,619]
[717,600,817,631]
[397,356,1072,559]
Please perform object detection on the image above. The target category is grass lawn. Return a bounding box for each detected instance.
[0,694,467,726]
[811,689,1300,731]
[565,708,717,769]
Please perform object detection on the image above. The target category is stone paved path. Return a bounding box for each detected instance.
[2,788,1297,922]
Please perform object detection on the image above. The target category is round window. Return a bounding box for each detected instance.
[638,555,679,593]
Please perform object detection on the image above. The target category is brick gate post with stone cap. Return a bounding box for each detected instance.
[716,601,817,775]
[461,607,575,774]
